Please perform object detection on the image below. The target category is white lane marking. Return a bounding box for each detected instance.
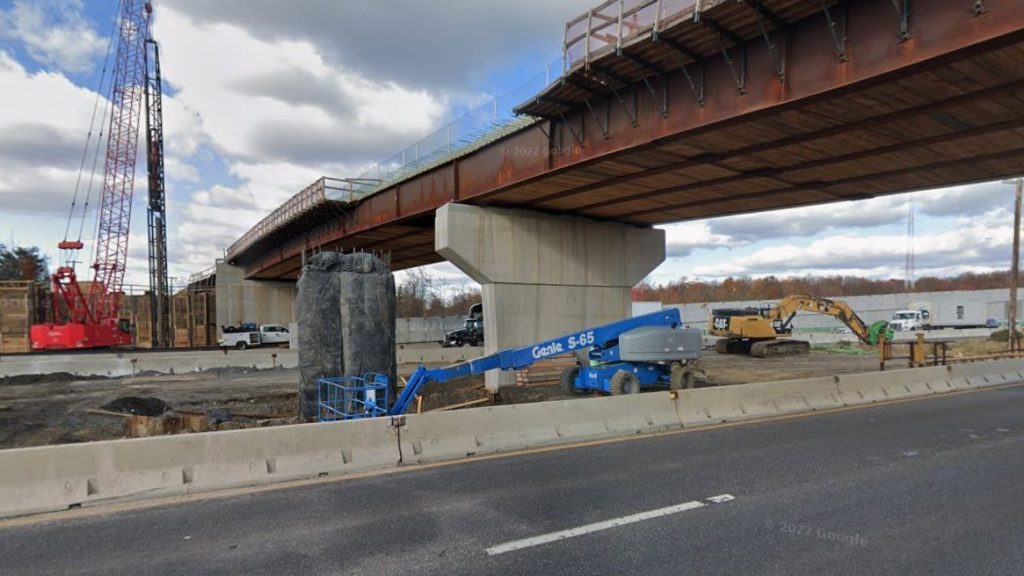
[485,494,735,556]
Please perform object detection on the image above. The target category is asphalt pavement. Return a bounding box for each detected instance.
[1,383,1023,575]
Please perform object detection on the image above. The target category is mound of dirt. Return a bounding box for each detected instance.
[100,396,170,417]
[0,372,110,386]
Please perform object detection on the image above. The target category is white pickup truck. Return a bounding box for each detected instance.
[218,324,291,350]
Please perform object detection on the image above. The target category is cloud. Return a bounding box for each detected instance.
[0,0,105,73]
[917,181,1016,218]
[707,195,910,243]
[661,221,734,258]
[152,7,447,168]
[692,209,1013,279]
[158,0,593,92]
[0,50,100,215]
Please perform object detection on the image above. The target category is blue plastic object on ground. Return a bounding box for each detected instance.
[317,373,390,421]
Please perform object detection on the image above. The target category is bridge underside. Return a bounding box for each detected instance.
[233,0,1024,279]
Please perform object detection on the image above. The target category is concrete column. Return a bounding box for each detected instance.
[436,203,665,391]
[214,262,297,331]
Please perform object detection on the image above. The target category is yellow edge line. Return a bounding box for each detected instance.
[1,379,1021,529]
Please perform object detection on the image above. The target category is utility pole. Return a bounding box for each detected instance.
[1010,178,1022,351]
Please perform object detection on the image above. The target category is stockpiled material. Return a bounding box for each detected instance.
[297,253,396,421]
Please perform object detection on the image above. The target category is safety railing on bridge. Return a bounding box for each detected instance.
[345,61,561,199]
[225,177,380,260]
[563,0,701,72]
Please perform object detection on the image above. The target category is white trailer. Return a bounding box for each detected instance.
[218,324,291,349]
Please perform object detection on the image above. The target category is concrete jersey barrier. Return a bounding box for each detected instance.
[0,417,398,518]
[0,349,297,379]
[2,359,1023,518]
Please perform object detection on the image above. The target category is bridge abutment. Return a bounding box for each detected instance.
[435,203,665,391]
[214,262,297,332]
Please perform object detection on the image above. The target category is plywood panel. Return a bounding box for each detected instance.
[0,282,34,354]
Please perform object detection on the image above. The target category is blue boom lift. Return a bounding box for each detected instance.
[318,309,703,421]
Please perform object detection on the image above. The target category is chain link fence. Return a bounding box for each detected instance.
[332,58,562,201]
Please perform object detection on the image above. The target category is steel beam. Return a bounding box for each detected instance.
[627,147,1024,219]
[533,77,1024,208]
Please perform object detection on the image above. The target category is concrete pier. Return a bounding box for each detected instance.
[436,203,665,391]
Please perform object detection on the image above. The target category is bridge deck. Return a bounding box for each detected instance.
[229,0,1024,279]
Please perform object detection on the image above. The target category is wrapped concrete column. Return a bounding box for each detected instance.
[339,255,397,400]
[297,253,343,421]
[297,252,396,421]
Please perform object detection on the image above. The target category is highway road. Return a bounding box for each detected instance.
[1,383,1022,575]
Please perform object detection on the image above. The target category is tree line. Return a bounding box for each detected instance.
[631,271,1021,304]
[0,244,48,283]
[396,267,481,318]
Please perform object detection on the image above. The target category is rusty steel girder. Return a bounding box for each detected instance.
[232,0,1024,278]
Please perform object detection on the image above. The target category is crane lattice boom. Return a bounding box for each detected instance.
[30,0,162,351]
[91,0,148,323]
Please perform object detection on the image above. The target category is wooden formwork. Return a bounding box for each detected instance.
[0,281,35,354]
[119,294,154,348]
[169,291,216,348]
[190,292,215,347]
[172,293,191,348]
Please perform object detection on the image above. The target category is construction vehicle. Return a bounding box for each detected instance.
[441,303,483,347]
[318,309,704,420]
[29,0,169,351]
[218,324,291,350]
[709,295,892,358]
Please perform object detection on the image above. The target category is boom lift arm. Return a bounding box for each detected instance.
[390,309,698,416]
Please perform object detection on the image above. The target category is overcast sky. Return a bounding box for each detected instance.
[0,0,1018,294]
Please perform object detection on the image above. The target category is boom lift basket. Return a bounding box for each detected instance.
[317,373,390,421]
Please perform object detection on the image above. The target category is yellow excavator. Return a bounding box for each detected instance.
[709,295,893,358]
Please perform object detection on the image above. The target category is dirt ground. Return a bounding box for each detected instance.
[0,339,992,450]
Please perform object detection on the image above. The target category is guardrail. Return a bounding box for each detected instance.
[563,0,700,72]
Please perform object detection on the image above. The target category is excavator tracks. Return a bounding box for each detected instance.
[749,339,811,358]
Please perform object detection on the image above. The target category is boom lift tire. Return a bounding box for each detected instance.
[670,363,696,390]
[560,366,582,395]
[610,370,640,395]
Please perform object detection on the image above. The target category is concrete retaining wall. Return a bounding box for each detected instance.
[215,262,297,331]
[0,345,482,379]
[2,359,1021,518]
[396,345,482,365]
[396,316,465,344]
[0,349,298,379]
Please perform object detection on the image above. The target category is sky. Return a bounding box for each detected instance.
[0,0,1018,295]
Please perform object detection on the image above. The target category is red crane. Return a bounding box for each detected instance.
[31,0,165,350]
